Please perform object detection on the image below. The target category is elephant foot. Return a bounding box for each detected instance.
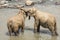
[52,32,58,36]
[17,30,20,34]
[14,32,18,36]
[37,29,40,33]
[34,30,37,33]
[21,30,24,32]
[21,27,24,32]
[21,29,24,34]
[55,32,58,36]
[9,31,12,36]
[9,33,12,36]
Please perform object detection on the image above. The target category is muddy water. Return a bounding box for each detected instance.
[0,1,60,40]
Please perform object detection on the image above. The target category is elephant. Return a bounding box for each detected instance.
[27,7,58,36]
[7,8,28,36]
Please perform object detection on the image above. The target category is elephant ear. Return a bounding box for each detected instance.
[32,7,37,13]
[28,7,37,14]
[20,8,31,20]
[21,8,29,16]
[20,8,26,12]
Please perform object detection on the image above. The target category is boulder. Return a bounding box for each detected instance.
[0,0,8,5]
[55,2,60,5]
[25,0,34,6]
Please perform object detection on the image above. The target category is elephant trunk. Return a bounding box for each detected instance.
[28,16,31,20]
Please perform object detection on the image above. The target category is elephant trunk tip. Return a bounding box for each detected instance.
[28,16,31,20]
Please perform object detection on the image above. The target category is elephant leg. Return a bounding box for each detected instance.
[14,29,19,36]
[21,23,24,32]
[21,27,24,32]
[14,32,18,36]
[9,29,12,36]
[53,23,58,36]
[17,28,20,34]
[54,28,58,36]
[12,28,14,33]
[37,21,40,32]
[7,25,12,36]
[13,26,19,36]
[48,25,58,36]
[14,30,20,36]
[28,16,31,20]
[17,25,20,34]
[34,20,39,33]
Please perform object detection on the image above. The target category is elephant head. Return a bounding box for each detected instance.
[20,8,31,20]
[27,7,37,19]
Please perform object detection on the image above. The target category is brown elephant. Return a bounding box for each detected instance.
[7,8,28,36]
[27,7,58,36]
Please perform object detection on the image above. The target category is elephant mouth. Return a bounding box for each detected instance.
[24,11,31,20]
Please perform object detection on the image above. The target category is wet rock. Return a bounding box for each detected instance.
[55,2,60,5]
[25,0,34,6]
[38,0,46,4]
[7,4,24,9]
[0,5,2,8]
[0,0,9,8]
[13,4,24,9]
[0,4,9,8]
[0,0,8,5]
